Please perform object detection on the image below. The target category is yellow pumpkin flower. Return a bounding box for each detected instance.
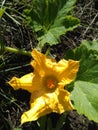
[8,49,79,124]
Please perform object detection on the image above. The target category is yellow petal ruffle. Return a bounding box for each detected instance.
[21,89,73,124]
[8,73,37,93]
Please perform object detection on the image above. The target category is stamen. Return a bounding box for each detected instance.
[47,79,57,89]
[44,76,58,89]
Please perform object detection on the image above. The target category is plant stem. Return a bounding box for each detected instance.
[4,46,31,56]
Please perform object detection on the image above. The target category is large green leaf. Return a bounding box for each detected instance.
[38,15,80,48]
[24,0,80,48]
[71,81,98,122]
[65,40,98,122]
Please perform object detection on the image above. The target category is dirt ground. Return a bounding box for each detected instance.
[0,0,98,130]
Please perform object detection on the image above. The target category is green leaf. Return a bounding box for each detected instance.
[24,0,80,49]
[55,113,67,130]
[0,7,6,18]
[76,56,98,83]
[64,40,98,122]
[71,81,98,122]
[38,16,80,48]
[82,40,98,52]
[38,116,47,130]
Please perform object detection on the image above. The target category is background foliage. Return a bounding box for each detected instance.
[24,0,80,49]
[65,40,98,123]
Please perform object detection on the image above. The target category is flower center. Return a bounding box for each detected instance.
[47,79,56,89]
[44,76,58,89]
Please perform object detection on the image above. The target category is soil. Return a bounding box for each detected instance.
[0,0,98,130]
[62,111,98,130]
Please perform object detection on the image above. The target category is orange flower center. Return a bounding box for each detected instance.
[46,79,57,89]
[44,76,58,89]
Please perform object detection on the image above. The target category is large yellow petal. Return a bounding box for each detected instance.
[42,89,73,114]
[21,88,73,124]
[8,73,35,93]
[53,59,68,74]
[57,89,73,113]
[58,60,79,86]
[31,49,57,77]
[21,96,52,124]
[30,49,47,76]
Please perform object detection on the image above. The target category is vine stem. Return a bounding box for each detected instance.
[4,46,31,56]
